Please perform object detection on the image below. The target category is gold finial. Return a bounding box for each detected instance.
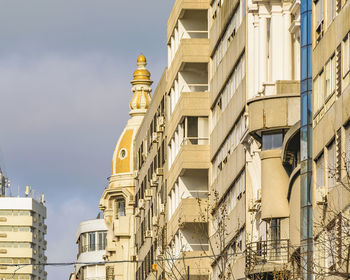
[137,54,147,64]
[132,54,152,85]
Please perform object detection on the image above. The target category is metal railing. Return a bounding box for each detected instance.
[181,137,209,145]
[246,239,289,271]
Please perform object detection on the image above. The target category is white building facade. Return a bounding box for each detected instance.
[72,218,107,280]
[0,197,47,280]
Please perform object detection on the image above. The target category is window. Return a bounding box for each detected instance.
[327,0,336,26]
[115,197,126,218]
[325,55,336,98]
[315,0,324,29]
[314,71,325,112]
[88,232,96,251]
[345,124,350,171]
[212,2,243,75]
[343,34,350,78]
[212,114,247,181]
[316,153,325,188]
[270,218,281,241]
[98,231,107,250]
[261,132,283,150]
[328,140,336,189]
[211,53,245,130]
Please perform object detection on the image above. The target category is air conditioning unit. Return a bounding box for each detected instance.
[152,172,158,182]
[248,200,258,213]
[138,199,145,209]
[130,255,138,262]
[150,179,158,188]
[157,123,164,133]
[255,189,262,203]
[157,116,165,127]
[159,203,165,215]
[135,208,141,217]
[145,189,153,199]
[152,132,158,143]
[145,230,153,238]
[316,187,327,206]
[152,216,158,227]
[156,247,163,258]
[156,168,163,177]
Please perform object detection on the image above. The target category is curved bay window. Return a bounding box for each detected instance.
[78,231,107,255]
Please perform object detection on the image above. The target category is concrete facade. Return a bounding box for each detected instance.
[0,197,47,280]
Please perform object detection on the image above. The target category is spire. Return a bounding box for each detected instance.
[129,54,153,116]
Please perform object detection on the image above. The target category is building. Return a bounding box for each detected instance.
[0,195,47,280]
[71,218,107,280]
[99,54,153,280]
[132,0,212,279]
[312,0,350,277]
[97,0,350,278]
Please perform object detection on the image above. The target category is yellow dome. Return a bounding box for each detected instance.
[137,54,147,64]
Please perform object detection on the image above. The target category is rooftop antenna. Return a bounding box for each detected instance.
[25,186,30,197]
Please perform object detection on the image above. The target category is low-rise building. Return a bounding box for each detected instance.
[73,218,107,280]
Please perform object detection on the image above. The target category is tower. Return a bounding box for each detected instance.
[99,54,152,280]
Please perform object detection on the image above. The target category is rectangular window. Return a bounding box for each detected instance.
[315,0,324,28]
[328,140,336,189]
[343,34,350,78]
[88,232,95,251]
[115,198,126,218]
[325,55,336,98]
[327,0,336,26]
[262,132,283,150]
[316,153,325,188]
[345,124,350,171]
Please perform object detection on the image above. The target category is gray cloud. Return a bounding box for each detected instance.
[0,1,170,278]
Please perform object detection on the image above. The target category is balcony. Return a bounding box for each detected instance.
[169,251,210,279]
[168,70,209,118]
[246,239,290,276]
[247,80,300,139]
[168,5,209,51]
[167,197,208,240]
[167,143,209,191]
[167,39,209,92]
[168,92,209,140]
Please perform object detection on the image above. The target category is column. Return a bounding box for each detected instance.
[271,2,284,82]
[283,5,292,80]
[259,4,268,93]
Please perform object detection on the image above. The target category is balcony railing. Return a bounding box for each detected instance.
[182,137,209,145]
[246,239,289,271]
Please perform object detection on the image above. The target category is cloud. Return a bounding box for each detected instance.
[0,1,171,279]
[45,198,97,279]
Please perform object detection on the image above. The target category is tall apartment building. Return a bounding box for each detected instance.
[312,0,350,277]
[71,218,107,280]
[99,54,153,280]
[133,1,211,280]
[0,196,47,280]
[209,0,302,279]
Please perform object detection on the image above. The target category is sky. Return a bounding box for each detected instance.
[0,1,172,279]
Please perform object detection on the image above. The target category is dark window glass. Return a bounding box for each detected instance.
[262,133,283,150]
